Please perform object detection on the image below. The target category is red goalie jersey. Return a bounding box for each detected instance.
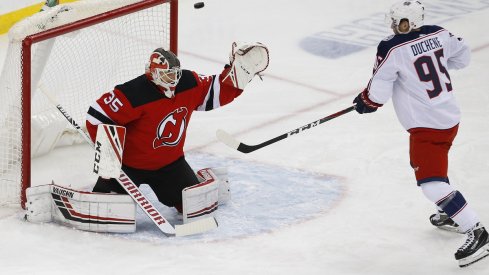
[86,69,242,170]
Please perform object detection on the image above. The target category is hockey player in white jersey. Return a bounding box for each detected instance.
[352,0,489,267]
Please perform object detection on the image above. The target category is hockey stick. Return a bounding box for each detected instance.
[216,105,355,153]
[40,86,217,237]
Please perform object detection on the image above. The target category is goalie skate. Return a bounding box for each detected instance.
[430,211,462,234]
[455,223,489,268]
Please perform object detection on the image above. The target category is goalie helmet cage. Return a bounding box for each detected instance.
[0,0,178,208]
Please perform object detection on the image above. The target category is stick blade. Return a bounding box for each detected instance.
[216,129,240,149]
[174,217,218,237]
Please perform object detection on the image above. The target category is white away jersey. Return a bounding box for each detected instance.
[367,25,470,130]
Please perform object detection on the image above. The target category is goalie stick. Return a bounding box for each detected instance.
[216,105,355,153]
[40,86,217,237]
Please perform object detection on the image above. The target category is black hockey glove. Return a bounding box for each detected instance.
[353,89,383,114]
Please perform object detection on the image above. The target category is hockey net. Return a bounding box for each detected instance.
[0,0,177,208]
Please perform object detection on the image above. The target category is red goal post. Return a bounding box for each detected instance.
[0,0,178,208]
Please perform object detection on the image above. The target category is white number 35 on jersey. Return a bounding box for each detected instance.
[103,91,124,112]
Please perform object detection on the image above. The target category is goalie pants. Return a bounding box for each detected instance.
[92,156,200,208]
[408,125,458,185]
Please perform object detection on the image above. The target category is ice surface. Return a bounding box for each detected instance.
[1,0,489,274]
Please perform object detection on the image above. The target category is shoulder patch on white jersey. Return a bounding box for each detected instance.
[448,32,463,41]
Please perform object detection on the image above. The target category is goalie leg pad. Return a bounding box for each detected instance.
[26,183,136,233]
[183,169,219,224]
[25,185,53,223]
[210,167,230,205]
[195,167,230,205]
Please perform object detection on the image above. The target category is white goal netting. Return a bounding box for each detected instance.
[0,0,174,206]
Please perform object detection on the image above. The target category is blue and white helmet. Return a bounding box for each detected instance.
[386,1,425,33]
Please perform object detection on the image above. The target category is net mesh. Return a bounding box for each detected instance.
[0,0,172,205]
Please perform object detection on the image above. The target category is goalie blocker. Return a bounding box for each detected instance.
[93,124,126,179]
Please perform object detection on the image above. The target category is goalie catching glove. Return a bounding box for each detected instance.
[223,41,269,90]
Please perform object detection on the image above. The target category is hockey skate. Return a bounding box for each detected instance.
[430,211,462,233]
[455,223,489,267]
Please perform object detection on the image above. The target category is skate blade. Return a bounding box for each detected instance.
[437,225,463,234]
[458,243,489,267]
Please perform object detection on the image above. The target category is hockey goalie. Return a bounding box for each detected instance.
[24,40,268,233]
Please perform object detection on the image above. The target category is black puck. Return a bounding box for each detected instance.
[194,2,204,9]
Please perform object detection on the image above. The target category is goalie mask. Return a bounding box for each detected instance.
[145,48,182,98]
[385,0,424,34]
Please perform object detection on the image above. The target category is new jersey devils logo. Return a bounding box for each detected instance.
[153,107,188,148]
